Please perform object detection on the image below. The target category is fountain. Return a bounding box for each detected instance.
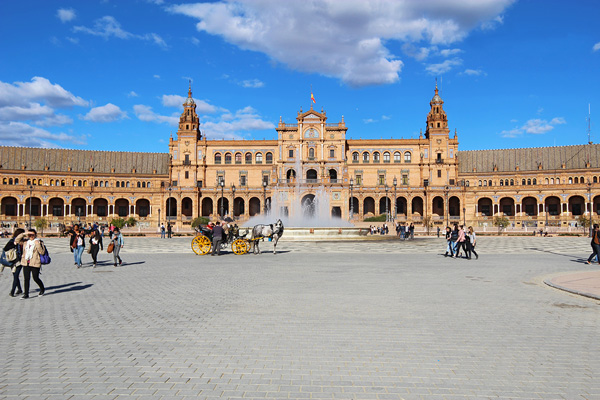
[242,166,369,241]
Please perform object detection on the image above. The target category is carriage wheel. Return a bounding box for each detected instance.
[232,239,248,255]
[245,240,251,253]
[191,235,211,255]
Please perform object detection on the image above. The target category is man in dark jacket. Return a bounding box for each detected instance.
[211,221,224,256]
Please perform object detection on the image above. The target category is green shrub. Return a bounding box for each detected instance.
[110,218,125,229]
[364,214,387,222]
[125,217,137,227]
[191,216,210,228]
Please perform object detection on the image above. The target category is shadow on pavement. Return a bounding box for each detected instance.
[48,284,94,295]
[43,282,83,291]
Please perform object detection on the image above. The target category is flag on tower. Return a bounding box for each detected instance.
[311,92,316,104]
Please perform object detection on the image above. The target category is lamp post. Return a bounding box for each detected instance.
[588,180,593,237]
[28,184,33,228]
[231,183,236,219]
[219,178,225,217]
[167,186,172,224]
[393,177,397,221]
[158,208,161,227]
[385,184,389,222]
[349,177,354,220]
[444,186,449,227]
[463,207,466,226]
[262,180,268,214]
[545,204,548,230]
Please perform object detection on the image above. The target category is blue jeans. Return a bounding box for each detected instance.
[74,245,84,265]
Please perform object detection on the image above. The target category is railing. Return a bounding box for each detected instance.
[329,179,340,184]
[183,160,191,165]
[436,159,444,164]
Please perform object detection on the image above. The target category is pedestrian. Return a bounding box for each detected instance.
[89,229,103,267]
[211,221,224,256]
[69,225,86,268]
[111,227,124,266]
[586,224,600,264]
[437,226,440,238]
[450,224,459,256]
[467,226,478,260]
[409,223,415,240]
[456,225,468,258]
[4,228,25,297]
[167,223,172,239]
[444,226,454,257]
[400,224,406,240]
[15,229,45,299]
[160,223,166,239]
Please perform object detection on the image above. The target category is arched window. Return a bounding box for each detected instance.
[214,153,222,164]
[569,177,573,184]
[383,152,390,163]
[308,148,315,159]
[245,152,252,164]
[8,178,13,185]
[404,152,412,163]
[595,177,598,184]
[500,180,504,186]
[50,180,55,186]
[581,176,585,183]
[373,152,380,162]
[142,182,146,188]
[510,179,514,186]
[266,152,273,164]
[225,153,232,164]
[352,152,359,162]
[527,179,531,185]
[574,177,579,184]
[489,180,492,186]
[394,151,401,163]
[104,181,108,187]
[37,179,42,185]
[483,180,487,187]
[522,179,526,185]
[61,180,65,186]
[73,180,77,186]
[545,178,549,184]
[362,152,370,162]
[116,181,120,188]
[14,178,18,184]
[78,180,82,186]
[255,152,263,163]
[147,182,151,188]
[126,182,130,188]
[27,179,31,185]
[99,181,104,187]
[235,152,242,164]
[478,180,482,186]
[532,178,536,185]
[137,182,141,188]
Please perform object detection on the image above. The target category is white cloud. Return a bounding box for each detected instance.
[200,106,275,139]
[73,16,167,48]
[169,0,514,86]
[440,48,462,57]
[401,43,433,61]
[153,74,161,79]
[134,104,179,125]
[0,76,88,108]
[480,15,504,30]
[81,103,128,123]
[241,79,265,88]
[501,117,566,138]
[462,68,485,76]
[594,42,600,52]
[0,121,84,147]
[161,94,219,114]
[363,118,376,124]
[57,8,76,23]
[425,58,463,75]
[127,91,138,97]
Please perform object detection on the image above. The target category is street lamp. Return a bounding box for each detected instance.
[158,208,161,227]
[28,184,33,228]
[231,183,236,219]
[385,184,389,222]
[349,177,354,220]
[219,178,225,217]
[444,186,449,227]
[393,177,397,220]
[463,207,466,226]
[262,180,268,214]
[167,186,172,223]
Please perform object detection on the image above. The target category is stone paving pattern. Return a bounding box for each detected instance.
[1,236,599,400]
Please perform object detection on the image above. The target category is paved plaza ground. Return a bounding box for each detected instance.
[1,236,599,400]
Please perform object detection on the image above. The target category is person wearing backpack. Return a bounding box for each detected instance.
[586,224,600,264]
[450,224,459,257]
[15,229,45,299]
[4,228,25,297]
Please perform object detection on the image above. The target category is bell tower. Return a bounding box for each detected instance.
[425,82,450,139]
[177,82,201,141]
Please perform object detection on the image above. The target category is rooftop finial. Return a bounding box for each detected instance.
[188,79,192,98]
[435,77,438,94]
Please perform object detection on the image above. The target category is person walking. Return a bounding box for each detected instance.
[211,221,224,256]
[456,225,468,258]
[467,226,478,260]
[4,228,25,297]
[111,227,124,266]
[89,229,103,267]
[444,226,454,257]
[70,225,86,268]
[450,224,459,257]
[160,223,166,239]
[167,223,172,239]
[586,224,600,264]
[15,229,45,299]
[409,223,415,240]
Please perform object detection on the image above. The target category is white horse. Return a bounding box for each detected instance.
[250,219,284,254]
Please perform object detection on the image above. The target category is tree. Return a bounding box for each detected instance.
[191,216,210,229]
[493,216,510,233]
[110,218,125,229]
[577,215,592,234]
[422,216,433,235]
[33,218,48,236]
[125,217,137,227]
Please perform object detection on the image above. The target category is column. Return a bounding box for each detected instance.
[63,204,67,217]
[514,204,518,216]
[132,204,136,216]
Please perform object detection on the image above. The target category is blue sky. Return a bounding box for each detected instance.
[0,0,598,152]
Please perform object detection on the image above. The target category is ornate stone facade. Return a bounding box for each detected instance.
[0,85,597,229]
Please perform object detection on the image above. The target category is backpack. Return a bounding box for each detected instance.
[450,230,458,241]
[39,242,51,265]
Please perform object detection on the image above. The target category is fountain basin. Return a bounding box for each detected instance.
[276,227,369,241]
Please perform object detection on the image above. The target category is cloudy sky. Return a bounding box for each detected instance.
[0,0,598,151]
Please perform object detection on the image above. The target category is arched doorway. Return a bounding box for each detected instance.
[379,196,390,216]
[48,197,64,217]
[201,197,213,217]
[181,197,193,218]
[249,197,261,216]
[594,195,600,215]
[477,197,493,216]
[286,169,296,181]
[449,196,461,217]
[363,197,375,216]
[72,198,87,219]
[1,196,17,216]
[522,196,537,216]
[136,199,150,218]
[217,197,229,217]
[569,195,585,216]
[329,169,337,182]
[25,197,42,217]
[166,198,177,218]
[432,196,444,217]
[349,197,359,216]
[545,196,561,216]
[396,197,407,217]
[499,197,514,216]
[306,169,318,181]
[115,198,129,217]
[233,197,245,217]
[331,206,341,218]
[94,198,108,217]
[301,194,316,217]
[412,197,423,216]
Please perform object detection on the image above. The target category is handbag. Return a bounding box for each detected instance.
[5,247,18,262]
[0,250,11,266]
[107,242,114,253]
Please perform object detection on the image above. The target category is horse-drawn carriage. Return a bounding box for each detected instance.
[190,220,284,255]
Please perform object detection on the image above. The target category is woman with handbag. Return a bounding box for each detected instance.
[15,229,45,299]
[89,229,103,268]
[111,227,124,267]
[3,228,25,297]
[69,225,86,268]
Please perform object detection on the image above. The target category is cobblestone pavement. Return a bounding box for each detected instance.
[1,237,599,400]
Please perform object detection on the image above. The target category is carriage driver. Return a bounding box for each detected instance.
[211,221,224,256]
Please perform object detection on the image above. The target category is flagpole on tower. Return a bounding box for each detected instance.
[310,85,316,109]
